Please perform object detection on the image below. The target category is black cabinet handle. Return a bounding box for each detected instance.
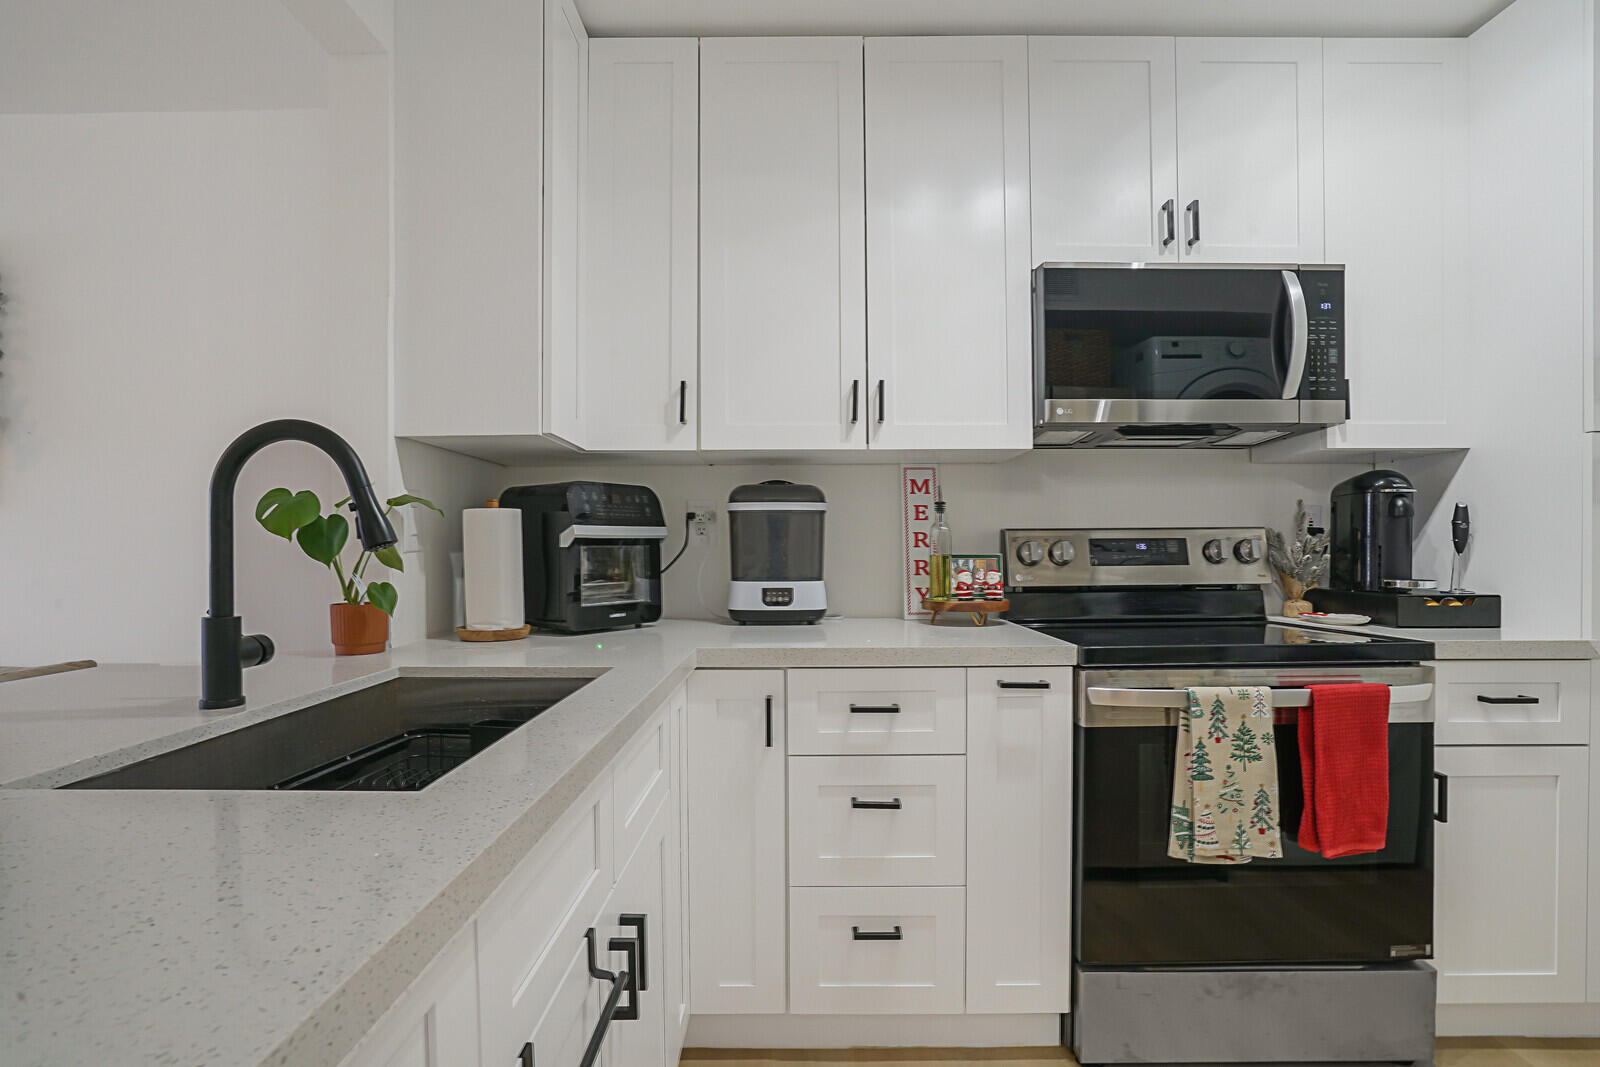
[620,914,648,991]
[876,379,886,424]
[1160,198,1175,248]
[579,927,635,1067]
[765,695,773,748]
[519,1041,534,1067]
[850,796,903,810]
[1186,199,1200,248]
[997,680,1050,690]
[1475,694,1539,705]
[849,703,901,714]
[852,925,903,941]
[850,379,860,424]
[678,380,688,424]
[1434,771,1449,824]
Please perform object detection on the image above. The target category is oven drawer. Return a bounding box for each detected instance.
[1433,660,1589,745]
[786,668,966,755]
[788,886,965,1014]
[787,756,966,887]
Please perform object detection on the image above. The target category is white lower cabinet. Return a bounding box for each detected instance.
[340,926,481,1067]
[1434,745,1590,1004]
[965,669,1073,1014]
[789,886,967,1014]
[599,798,674,1065]
[686,670,789,1012]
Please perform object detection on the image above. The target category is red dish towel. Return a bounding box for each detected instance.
[1298,683,1391,858]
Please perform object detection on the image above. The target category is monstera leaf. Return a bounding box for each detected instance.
[364,581,398,616]
[256,488,321,540]
[296,514,349,567]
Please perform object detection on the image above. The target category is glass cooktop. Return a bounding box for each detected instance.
[1025,621,1435,668]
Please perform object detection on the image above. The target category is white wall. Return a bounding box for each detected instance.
[498,451,1367,620]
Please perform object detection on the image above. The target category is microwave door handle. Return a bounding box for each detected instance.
[1281,270,1309,400]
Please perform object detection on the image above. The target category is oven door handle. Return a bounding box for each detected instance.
[558,524,671,548]
[1280,269,1309,400]
[1084,683,1432,710]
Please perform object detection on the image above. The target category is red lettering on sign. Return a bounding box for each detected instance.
[914,559,929,576]
[913,503,929,521]
[908,478,932,496]
[912,531,930,548]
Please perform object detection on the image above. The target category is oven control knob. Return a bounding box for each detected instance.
[1016,540,1045,567]
[1234,538,1261,564]
[1202,538,1226,564]
[1047,539,1076,566]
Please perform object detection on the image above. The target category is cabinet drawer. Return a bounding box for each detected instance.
[789,886,965,1014]
[788,755,965,887]
[477,778,613,1061]
[614,704,670,868]
[787,668,966,754]
[1434,660,1590,745]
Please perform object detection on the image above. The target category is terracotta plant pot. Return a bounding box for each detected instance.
[330,602,389,655]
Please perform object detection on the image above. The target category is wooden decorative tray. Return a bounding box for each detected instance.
[455,624,532,642]
[922,598,1010,626]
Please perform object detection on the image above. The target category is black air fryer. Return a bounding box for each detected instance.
[1309,470,1500,627]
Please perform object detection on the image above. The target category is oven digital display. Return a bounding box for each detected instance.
[1088,537,1190,566]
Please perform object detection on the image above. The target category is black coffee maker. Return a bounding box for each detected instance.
[1308,470,1501,627]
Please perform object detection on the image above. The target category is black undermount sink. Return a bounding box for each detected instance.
[60,675,596,792]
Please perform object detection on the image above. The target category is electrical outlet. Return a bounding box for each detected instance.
[1304,503,1327,531]
[688,503,717,543]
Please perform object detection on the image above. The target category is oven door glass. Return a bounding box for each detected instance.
[1076,712,1434,967]
[578,543,653,607]
[1038,267,1297,401]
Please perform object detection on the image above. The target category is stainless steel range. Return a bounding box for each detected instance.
[1003,527,1441,1067]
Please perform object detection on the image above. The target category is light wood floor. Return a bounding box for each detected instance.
[679,1039,1600,1066]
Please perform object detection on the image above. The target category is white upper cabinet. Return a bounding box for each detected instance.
[1321,38,1467,451]
[1029,37,1179,264]
[540,0,589,445]
[393,0,545,438]
[864,36,1033,451]
[1174,38,1324,263]
[571,38,699,451]
[699,37,867,451]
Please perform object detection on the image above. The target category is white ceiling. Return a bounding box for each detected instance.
[574,0,1516,40]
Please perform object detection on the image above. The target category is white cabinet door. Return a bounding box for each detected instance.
[964,668,1073,1014]
[863,36,1032,451]
[1175,38,1324,263]
[341,926,481,1067]
[523,935,609,1067]
[685,670,788,1012]
[1434,745,1589,1004]
[393,0,544,437]
[540,0,588,445]
[1029,37,1179,264]
[699,37,867,452]
[600,800,672,1067]
[1322,39,1467,451]
[663,686,690,1059]
[575,38,698,451]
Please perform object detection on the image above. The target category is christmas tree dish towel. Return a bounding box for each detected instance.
[1169,686,1283,864]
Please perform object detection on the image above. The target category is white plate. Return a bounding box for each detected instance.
[1295,612,1372,626]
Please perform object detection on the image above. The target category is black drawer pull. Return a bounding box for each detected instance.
[765,695,774,748]
[519,1041,534,1067]
[850,796,903,810]
[678,379,688,424]
[620,913,648,990]
[997,680,1050,690]
[1434,771,1449,824]
[1475,694,1539,705]
[849,703,901,714]
[578,927,635,1067]
[852,925,904,941]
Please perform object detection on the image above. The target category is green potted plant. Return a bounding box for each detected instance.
[255,487,440,655]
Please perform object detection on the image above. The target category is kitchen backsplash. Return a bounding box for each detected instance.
[496,450,1373,622]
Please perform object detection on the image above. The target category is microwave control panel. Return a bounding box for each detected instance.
[1301,270,1347,402]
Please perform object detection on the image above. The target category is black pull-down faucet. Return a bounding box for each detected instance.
[201,419,397,709]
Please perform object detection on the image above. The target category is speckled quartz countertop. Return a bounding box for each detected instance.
[0,618,1072,1067]
[1269,617,1597,660]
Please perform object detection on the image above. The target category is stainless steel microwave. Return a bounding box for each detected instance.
[1033,263,1348,447]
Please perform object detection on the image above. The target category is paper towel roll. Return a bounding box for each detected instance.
[463,501,525,630]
